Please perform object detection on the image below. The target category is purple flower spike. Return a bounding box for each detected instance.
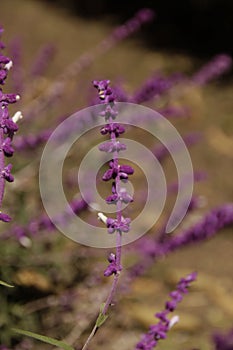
[0,27,20,220]
[93,79,135,328]
[135,272,197,349]
[31,43,56,77]
[193,54,232,85]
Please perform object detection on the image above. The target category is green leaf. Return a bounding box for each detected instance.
[95,312,108,328]
[99,302,106,313]
[0,280,14,288]
[95,303,108,328]
[12,328,75,350]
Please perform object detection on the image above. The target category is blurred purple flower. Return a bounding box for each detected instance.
[192,54,232,85]
[213,328,233,350]
[135,272,197,349]
[30,43,56,77]
[0,212,11,222]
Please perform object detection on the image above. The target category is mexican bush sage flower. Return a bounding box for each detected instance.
[93,79,134,279]
[0,26,21,222]
[135,272,197,350]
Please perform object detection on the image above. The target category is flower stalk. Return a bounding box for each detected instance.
[81,79,134,349]
[0,26,21,222]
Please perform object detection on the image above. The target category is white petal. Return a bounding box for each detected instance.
[12,111,23,123]
[169,315,179,329]
[98,212,108,224]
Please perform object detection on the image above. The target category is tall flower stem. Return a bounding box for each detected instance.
[0,128,5,207]
[81,80,133,349]
[0,26,21,222]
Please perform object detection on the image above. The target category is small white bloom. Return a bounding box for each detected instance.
[12,111,23,123]
[16,95,20,101]
[98,212,108,224]
[168,315,179,329]
[4,60,13,70]
[19,236,32,248]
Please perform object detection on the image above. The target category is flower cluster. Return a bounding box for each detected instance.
[93,79,133,224]
[103,252,122,277]
[102,161,134,181]
[131,73,181,104]
[93,79,134,277]
[135,272,197,350]
[0,26,21,222]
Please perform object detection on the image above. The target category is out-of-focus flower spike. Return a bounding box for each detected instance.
[135,272,197,349]
[192,54,232,85]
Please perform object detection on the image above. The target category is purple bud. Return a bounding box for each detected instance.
[0,55,10,64]
[169,290,183,302]
[0,70,7,84]
[2,137,14,157]
[165,300,177,311]
[119,164,134,175]
[106,193,118,204]
[104,263,117,276]
[2,118,18,134]
[102,168,114,181]
[0,212,11,222]
[155,311,169,322]
[0,92,19,104]
[1,163,14,182]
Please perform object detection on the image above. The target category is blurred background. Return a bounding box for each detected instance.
[44,0,233,56]
[0,1,232,349]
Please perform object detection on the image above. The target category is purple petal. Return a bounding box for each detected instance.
[0,212,11,222]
